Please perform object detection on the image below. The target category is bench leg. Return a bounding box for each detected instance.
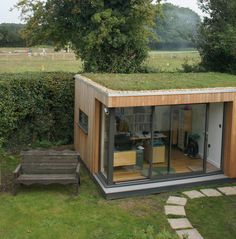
[12,182,18,196]
[74,183,79,195]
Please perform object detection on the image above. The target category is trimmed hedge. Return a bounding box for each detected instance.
[0,72,75,150]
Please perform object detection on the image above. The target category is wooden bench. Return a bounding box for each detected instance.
[13,150,80,195]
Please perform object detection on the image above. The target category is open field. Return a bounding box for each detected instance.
[0,48,83,73]
[0,47,200,73]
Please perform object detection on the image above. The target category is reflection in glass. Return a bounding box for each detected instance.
[149,106,171,177]
[113,107,152,182]
[170,104,206,174]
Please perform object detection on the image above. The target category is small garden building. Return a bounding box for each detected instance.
[74,73,236,199]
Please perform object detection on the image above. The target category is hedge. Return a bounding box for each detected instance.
[0,72,75,150]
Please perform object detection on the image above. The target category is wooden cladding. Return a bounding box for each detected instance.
[108,92,236,108]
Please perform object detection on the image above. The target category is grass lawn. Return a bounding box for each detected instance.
[0,48,199,74]
[83,72,236,91]
[186,195,236,239]
[1,163,236,239]
[0,165,176,239]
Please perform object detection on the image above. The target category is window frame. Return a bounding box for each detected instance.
[78,109,89,135]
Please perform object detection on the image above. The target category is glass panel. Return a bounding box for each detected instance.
[113,107,152,182]
[150,106,171,177]
[100,105,110,179]
[170,104,206,174]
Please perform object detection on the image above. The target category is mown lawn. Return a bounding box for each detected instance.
[186,195,236,239]
[0,48,199,73]
[0,166,176,239]
[1,153,236,239]
[1,163,236,239]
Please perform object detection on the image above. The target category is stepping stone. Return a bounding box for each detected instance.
[176,229,204,239]
[183,190,205,199]
[164,205,186,216]
[167,196,187,206]
[168,218,193,230]
[218,187,236,195]
[200,188,222,197]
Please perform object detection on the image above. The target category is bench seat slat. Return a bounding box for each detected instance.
[18,174,77,180]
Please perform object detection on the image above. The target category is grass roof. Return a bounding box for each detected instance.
[83,72,236,91]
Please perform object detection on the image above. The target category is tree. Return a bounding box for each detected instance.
[196,0,236,73]
[0,23,26,47]
[150,3,201,50]
[16,0,158,73]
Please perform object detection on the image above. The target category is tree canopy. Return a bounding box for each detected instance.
[16,0,158,73]
[150,3,201,50]
[196,0,236,73]
[0,23,26,47]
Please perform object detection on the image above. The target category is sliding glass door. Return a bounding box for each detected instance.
[150,106,171,177]
[168,104,206,176]
[99,103,224,184]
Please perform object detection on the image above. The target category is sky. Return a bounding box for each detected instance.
[0,0,203,24]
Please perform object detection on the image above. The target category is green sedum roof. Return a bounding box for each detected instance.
[83,72,236,91]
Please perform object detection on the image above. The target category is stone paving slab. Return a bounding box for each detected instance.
[167,196,187,206]
[183,190,206,199]
[168,218,193,230]
[176,229,204,239]
[164,205,186,216]
[218,187,236,195]
[200,188,222,197]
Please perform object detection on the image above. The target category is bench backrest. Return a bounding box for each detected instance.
[21,150,79,175]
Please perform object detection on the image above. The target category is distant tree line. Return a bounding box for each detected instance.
[0,23,26,47]
[150,3,201,50]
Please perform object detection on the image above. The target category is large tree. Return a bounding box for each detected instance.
[151,3,201,50]
[197,0,236,73]
[16,0,158,73]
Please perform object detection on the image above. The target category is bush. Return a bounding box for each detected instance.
[0,72,74,150]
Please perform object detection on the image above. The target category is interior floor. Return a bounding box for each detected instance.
[113,148,220,183]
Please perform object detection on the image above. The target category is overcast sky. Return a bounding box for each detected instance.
[0,0,203,24]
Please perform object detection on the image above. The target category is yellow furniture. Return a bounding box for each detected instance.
[114,150,136,167]
[145,145,165,163]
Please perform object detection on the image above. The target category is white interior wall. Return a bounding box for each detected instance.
[207,103,224,169]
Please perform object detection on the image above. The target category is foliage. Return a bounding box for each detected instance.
[181,58,206,73]
[133,225,177,239]
[150,3,201,50]
[0,72,74,150]
[0,23,26,47]
[196,0,236,73]
[16,0,158,73]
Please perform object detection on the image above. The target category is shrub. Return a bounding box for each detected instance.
[133,226,177,239]
[0,72,74,150]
